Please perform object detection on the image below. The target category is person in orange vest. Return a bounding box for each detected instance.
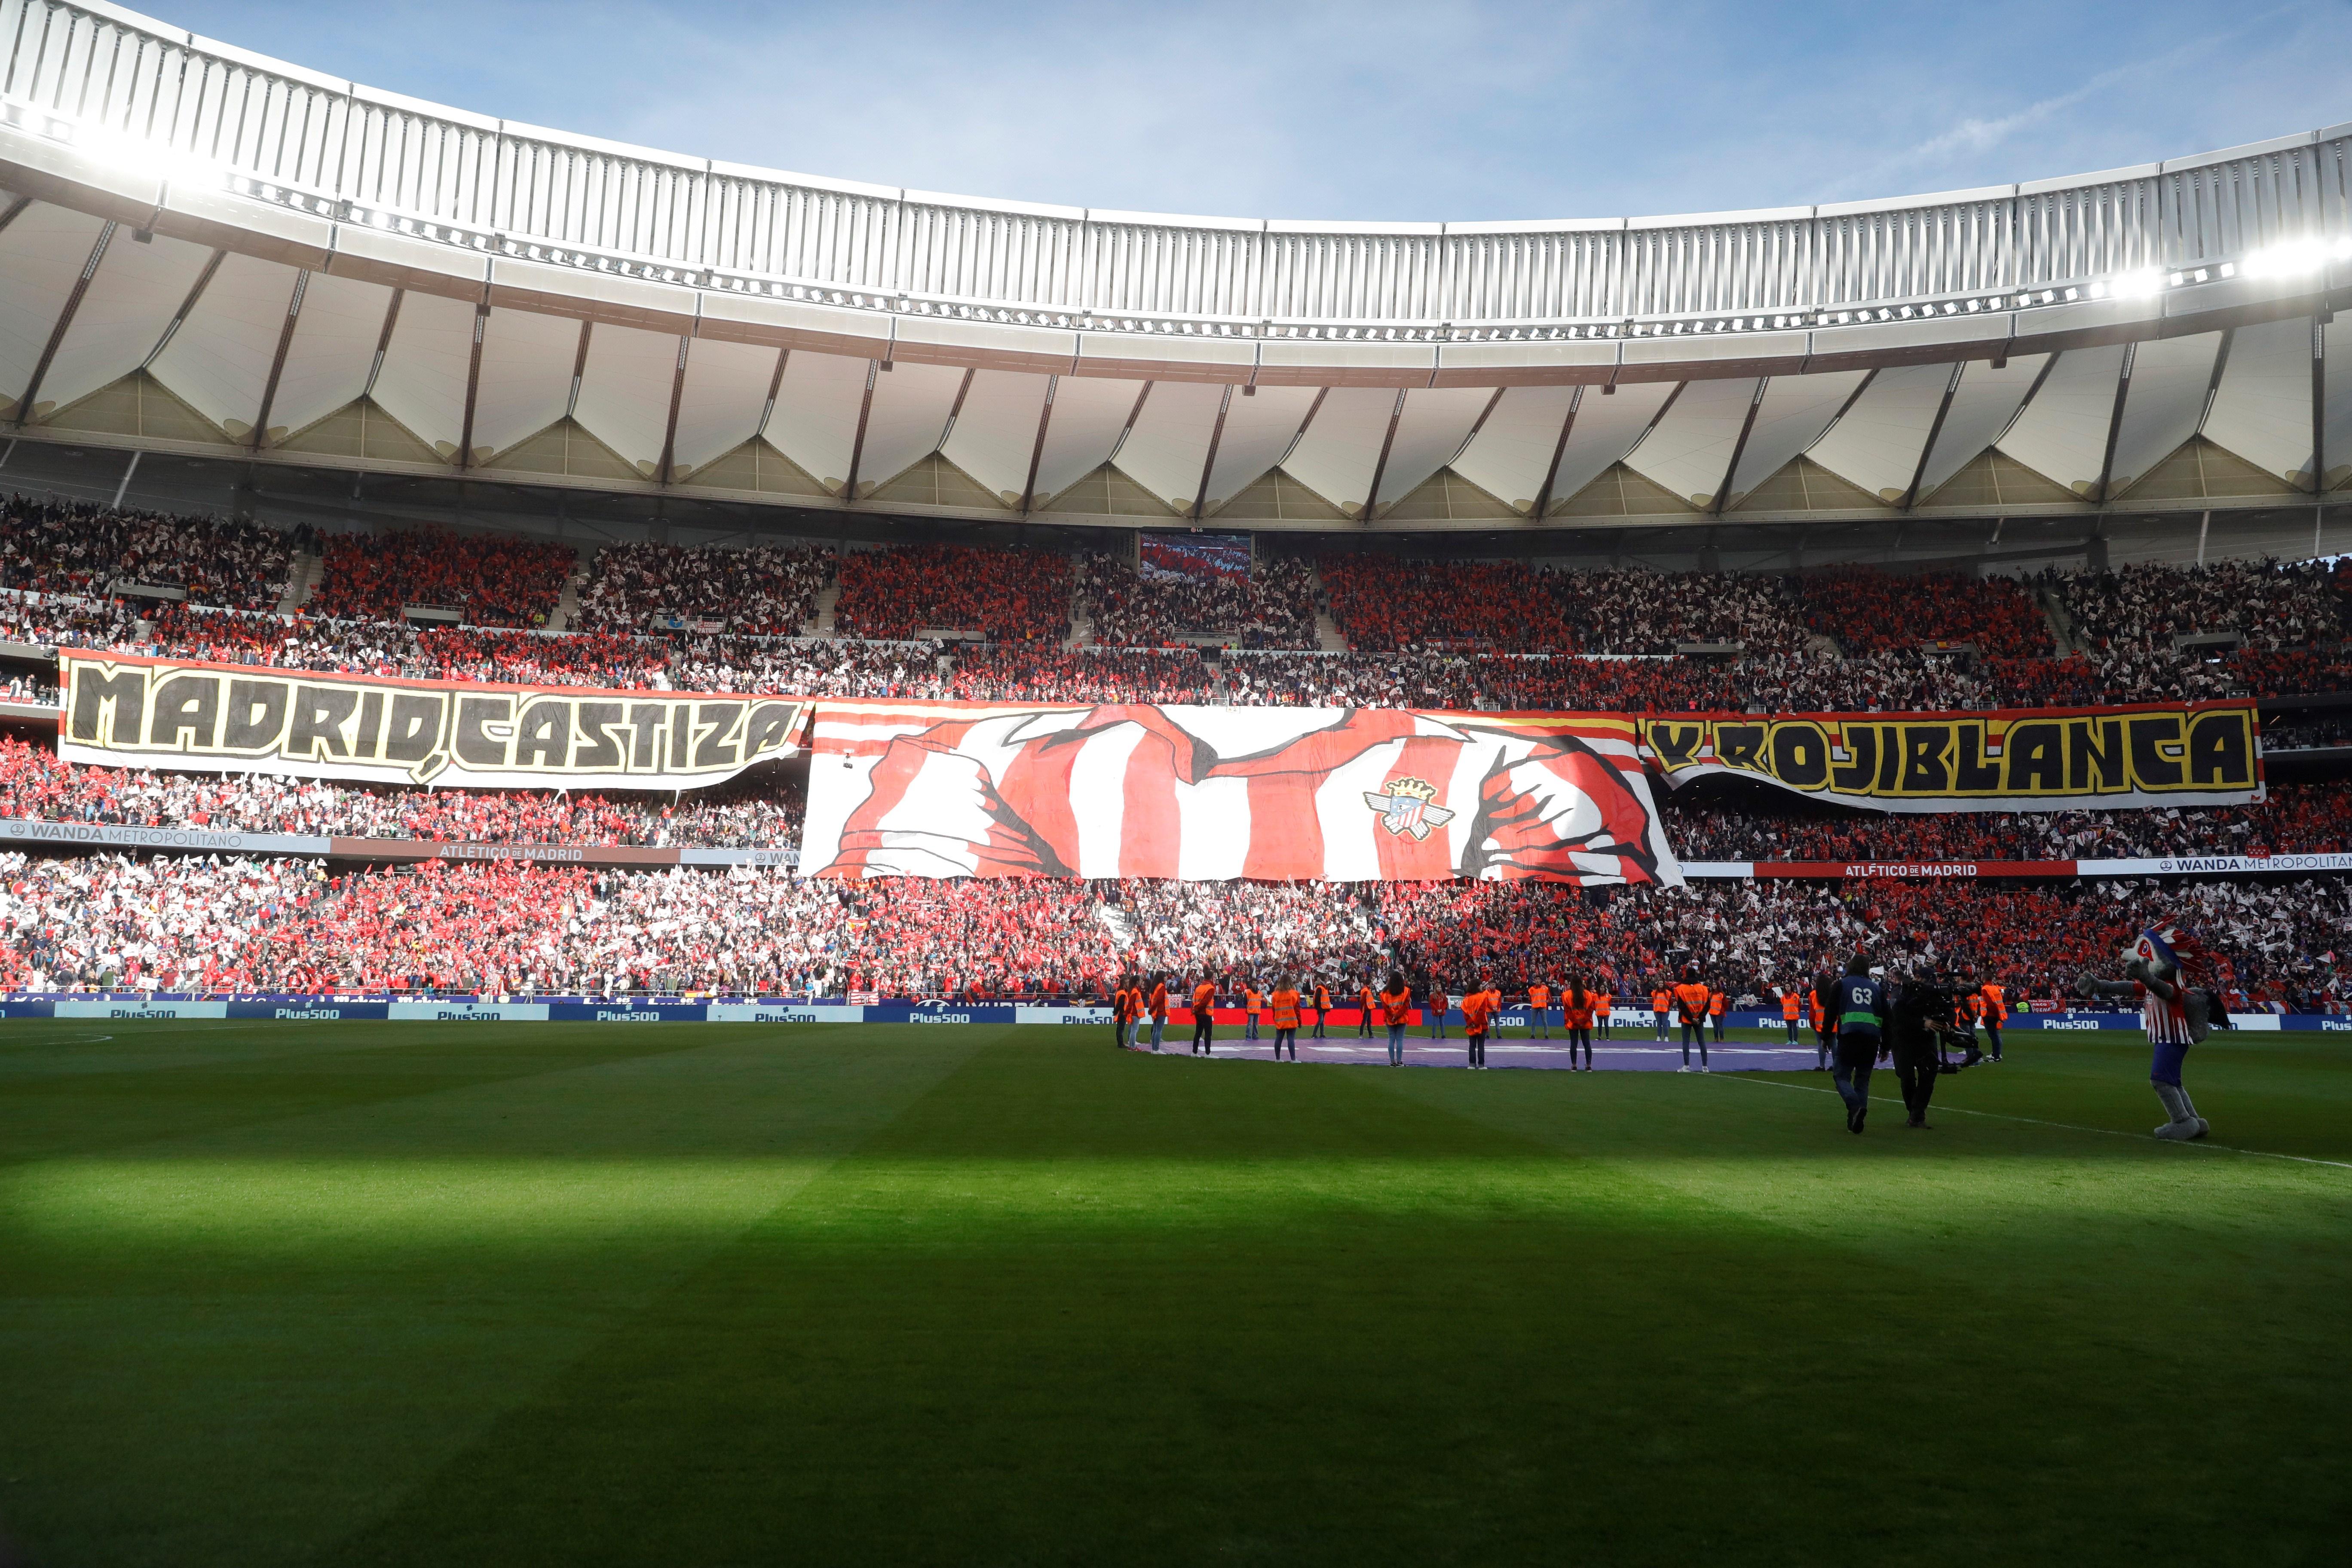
[1357,977,1378,1038]
[1807,974,1832,1071]
[1562,976,1596,1070]
[1528,978,1553,1040]
[1146,972,1170,1052]
[1422,977,1449,1041]
[1650,984,1672,1043]
[1269,975,1303,1061]
[1244,980,1265,1042]
[1708,986,1727,1042]
[1593,982,1613,1041]
[1673,970,1713,1072]
[1460,973,1498,1069]
[1111,974,1136,1050]
[1311,978,1333,1040]
[1378,971,1414,1066]
[1978,977,2008,1062]
[1780,985,1803,1047]
[1190,968,1218,1055]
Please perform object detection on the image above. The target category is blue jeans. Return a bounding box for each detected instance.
[1149,1018,1164,1050]
[1833,1029,1879,1109]
[1386,1024,1406,1065]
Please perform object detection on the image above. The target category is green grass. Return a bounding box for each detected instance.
[2,1023,2347,1567]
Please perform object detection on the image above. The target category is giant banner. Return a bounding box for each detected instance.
[804,701,1683,885]
[1641,703,2260,813]
[58,650,806,792]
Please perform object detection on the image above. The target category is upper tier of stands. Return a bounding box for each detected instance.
[306,526,577,628]
[5,853,2341,1012]
[0,498,290,612]
[833,543,1072,643]
[3,496,2348,709]
[575,543,832,637]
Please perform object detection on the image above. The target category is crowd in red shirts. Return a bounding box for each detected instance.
[832,543,1071,642]
[1798,568,2054,657]
[574,542,833,636]
[1078,551,1319,649]
[0,497,292,610]
[947,646,1215,704]
[1318,557,1581,652]
[307,527,576,627]
[0,737,802,848]
[6,853,2345,1014]
[1661,780,2352,863]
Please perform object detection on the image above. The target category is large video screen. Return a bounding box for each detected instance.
[1139,531,1252,583]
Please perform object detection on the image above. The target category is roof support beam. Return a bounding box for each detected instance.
[1711,377,1769,516]
[1360,388,1408,521]
[1106,381,1153,466]
[1899,361,1967,511]
[937,367,976,447]
[842,358,879,500]
[656,333,690,482]
[752,346,787,439]
[248,268,309,450]
[2092,342,2135,502]
[1529,386,1584,520]
[141,248,225,369]
[15,219,114,426]
[456,301,489,469]
[2195,328,2234,434]
[360,288,403,399]
[1018,374,1058,513]
[2311,315,2328,494]
[0,196,31,238]
[1275,387,1328,469]
[1190,383,1235,520]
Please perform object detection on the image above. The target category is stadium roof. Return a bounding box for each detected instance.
[0,0,2346,532]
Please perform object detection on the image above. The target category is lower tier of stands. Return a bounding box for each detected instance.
[4,854,2342,1014]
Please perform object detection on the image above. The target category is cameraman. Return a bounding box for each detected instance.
[1886,969,1967,1130]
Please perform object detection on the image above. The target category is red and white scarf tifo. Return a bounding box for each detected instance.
[802,702,1682,886]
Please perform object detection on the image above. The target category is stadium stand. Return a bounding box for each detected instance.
[1798,568,2054,656]
[306,527,575,628]
[947,646,1215,703]
[4,855,2343,1014]
[0,737,802,848]
[831,543,1071,643]
[1660,780,2352,861]
[573,543,833,636]
[1320,557,1581,652]
[2054,560,2346,652]
[1078,551,1319,649]
[0,497,292,610]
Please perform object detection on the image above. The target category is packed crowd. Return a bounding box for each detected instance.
[307,527,576,627]
[1798,568,2053,657]
[1661,780,2352,863]
[0,497,292,610]
[0,738,802,848]
[136,606,684,689]
[573,542,833,637]
[832,544,1070,643]
[2054,559,2347,653]
[5,853,2344,1013]
[946,646,1214,704]
[1554,569,1812,655]
[1078,551,1319,648]
[1319,558,1581,652]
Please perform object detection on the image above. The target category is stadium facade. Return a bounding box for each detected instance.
[0,0,2345,559]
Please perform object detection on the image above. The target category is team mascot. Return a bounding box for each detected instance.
[2076,924,2220,1141]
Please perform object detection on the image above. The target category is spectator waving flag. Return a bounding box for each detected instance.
[805,702,1681,886]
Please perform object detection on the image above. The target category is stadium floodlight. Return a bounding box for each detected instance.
[2242,236,2352,278]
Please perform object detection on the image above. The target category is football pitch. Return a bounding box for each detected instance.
[2,1023,2346,1566]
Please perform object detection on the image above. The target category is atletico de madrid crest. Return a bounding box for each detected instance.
[1363,777,1455,840]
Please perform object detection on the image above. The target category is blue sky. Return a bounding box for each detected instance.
[158,0,2352,221]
